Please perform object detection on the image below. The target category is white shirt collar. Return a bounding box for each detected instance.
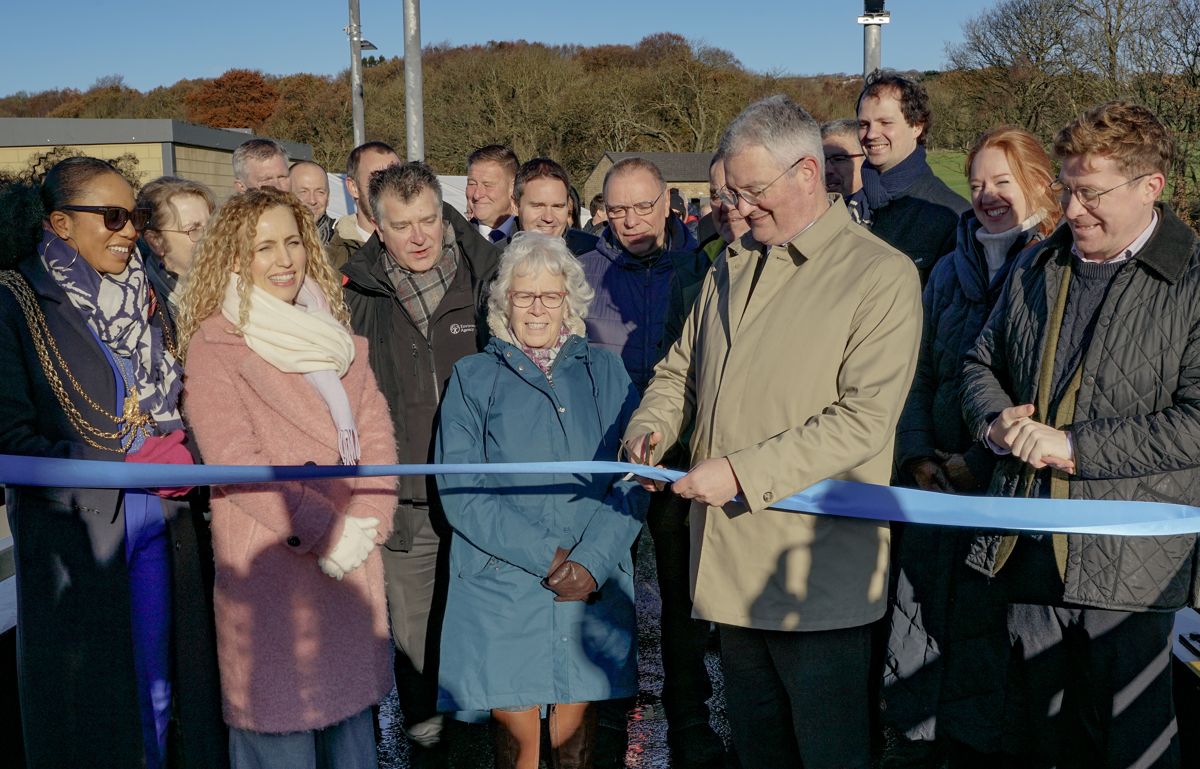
[1071,209,1158,265]
[475,215,516,239]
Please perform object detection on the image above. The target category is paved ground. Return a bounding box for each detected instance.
[376,529,732,768]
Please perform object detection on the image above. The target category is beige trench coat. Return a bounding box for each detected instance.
[626,197,922,631]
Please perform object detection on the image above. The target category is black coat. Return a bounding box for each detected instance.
[341,203,499,550]
[884,212,1036,740]
[0,258,225,769]
[962,204,1200,611]
[870,172,969,285]
[896,212,1037,478]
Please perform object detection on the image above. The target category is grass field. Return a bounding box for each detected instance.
[927,149,970,200]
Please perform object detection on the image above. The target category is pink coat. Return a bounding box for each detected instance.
[183,314,398,733]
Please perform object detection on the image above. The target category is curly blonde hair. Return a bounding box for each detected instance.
[175,187,349,357]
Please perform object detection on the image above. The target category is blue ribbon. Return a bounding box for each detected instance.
[2,454,1199,536]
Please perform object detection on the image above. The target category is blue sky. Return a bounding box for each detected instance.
[2,1,988,96]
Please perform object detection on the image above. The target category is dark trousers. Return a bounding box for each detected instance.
[720,622,872,769]
[996,604,1180,769]
[647,490,715,729]
[381,508,451,767]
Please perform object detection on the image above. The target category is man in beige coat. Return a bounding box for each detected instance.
[625,95,922,769]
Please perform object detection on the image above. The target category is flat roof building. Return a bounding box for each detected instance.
[0,118,311,198]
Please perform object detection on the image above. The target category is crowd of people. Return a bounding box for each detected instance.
[0,68,1196,769]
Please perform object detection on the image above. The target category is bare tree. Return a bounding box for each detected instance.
[946,0,1087,135]
[1067,0,1158,88]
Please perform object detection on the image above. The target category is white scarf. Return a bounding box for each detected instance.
[974,209,1047,283]
[222,276,360,464]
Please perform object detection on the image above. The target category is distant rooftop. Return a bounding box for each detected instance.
[602,151,713,181]
[0,118,311,159]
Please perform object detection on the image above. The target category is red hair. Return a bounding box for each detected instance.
[966,126,1061,238]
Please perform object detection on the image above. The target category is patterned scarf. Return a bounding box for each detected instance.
[315,213,335,245]
[384,221,459,337]
[850,145,933,226]
[515,323,571,376]
[142,245,181,318]
[39,228,183,433]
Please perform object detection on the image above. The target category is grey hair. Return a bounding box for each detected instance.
[602,156,666,196]
[232,139,289,182]
[820,119,862,146]
[718,95,824,181]
[369,162,443,223]
[488,232,594,330]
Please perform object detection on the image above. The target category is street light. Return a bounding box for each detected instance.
[857,0,891,80]
[346,0,370,146]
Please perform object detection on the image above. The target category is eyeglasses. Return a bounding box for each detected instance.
[154,225,205,243]
[1049,173,1149,210]
[509,291,567,309]
[605,189,664,219]
[717,158,803,208]
[825,153,865,164]
[58,205,153,232]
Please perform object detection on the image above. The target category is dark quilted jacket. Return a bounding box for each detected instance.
[961,204,1200,611]
[884,213,1036,740]
[896,212,1037,478]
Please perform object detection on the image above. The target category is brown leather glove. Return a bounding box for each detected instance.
[935,450,979,492]
[547,547,570,577]
[905,457,952,492]
[545,560,598,602]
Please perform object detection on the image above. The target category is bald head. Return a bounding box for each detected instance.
[289,161,330,221]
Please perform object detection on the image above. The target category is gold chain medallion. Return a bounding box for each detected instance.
[0,270,151,453]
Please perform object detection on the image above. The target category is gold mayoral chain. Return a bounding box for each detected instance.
[0,270,154,453]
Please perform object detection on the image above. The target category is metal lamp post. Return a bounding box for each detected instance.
[858,0,891,79]
[346,0,372,147]
[403,0,425,161]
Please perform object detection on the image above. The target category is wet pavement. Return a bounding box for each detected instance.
[376,528,731,768]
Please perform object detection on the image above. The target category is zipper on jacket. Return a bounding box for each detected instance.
[410,343,420,391]
[427,340,439,396]
[643,264,651,388]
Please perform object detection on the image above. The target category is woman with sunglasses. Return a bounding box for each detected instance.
[138,176,216,322]
[0,156,225,768]
[434,233,644,769]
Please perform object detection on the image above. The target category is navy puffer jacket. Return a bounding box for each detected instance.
[576,216,702,392]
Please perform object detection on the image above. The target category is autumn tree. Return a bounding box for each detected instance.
[185,69,279,131]
[264,73,352,169]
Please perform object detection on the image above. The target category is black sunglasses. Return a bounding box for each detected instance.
[58,205,153,232]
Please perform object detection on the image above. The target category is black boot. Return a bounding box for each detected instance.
[549,704,597,769]
[492,719,524,769]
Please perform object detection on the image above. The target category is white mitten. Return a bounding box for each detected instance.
[317,516,380,580]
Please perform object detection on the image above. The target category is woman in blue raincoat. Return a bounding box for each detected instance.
[435,232,644,769]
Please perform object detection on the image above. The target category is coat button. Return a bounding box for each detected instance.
[287,536,301,548]
[518,365,524,371]
[1084,376,1095,386]
[763,491,774,502]
[558,407,566,413]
